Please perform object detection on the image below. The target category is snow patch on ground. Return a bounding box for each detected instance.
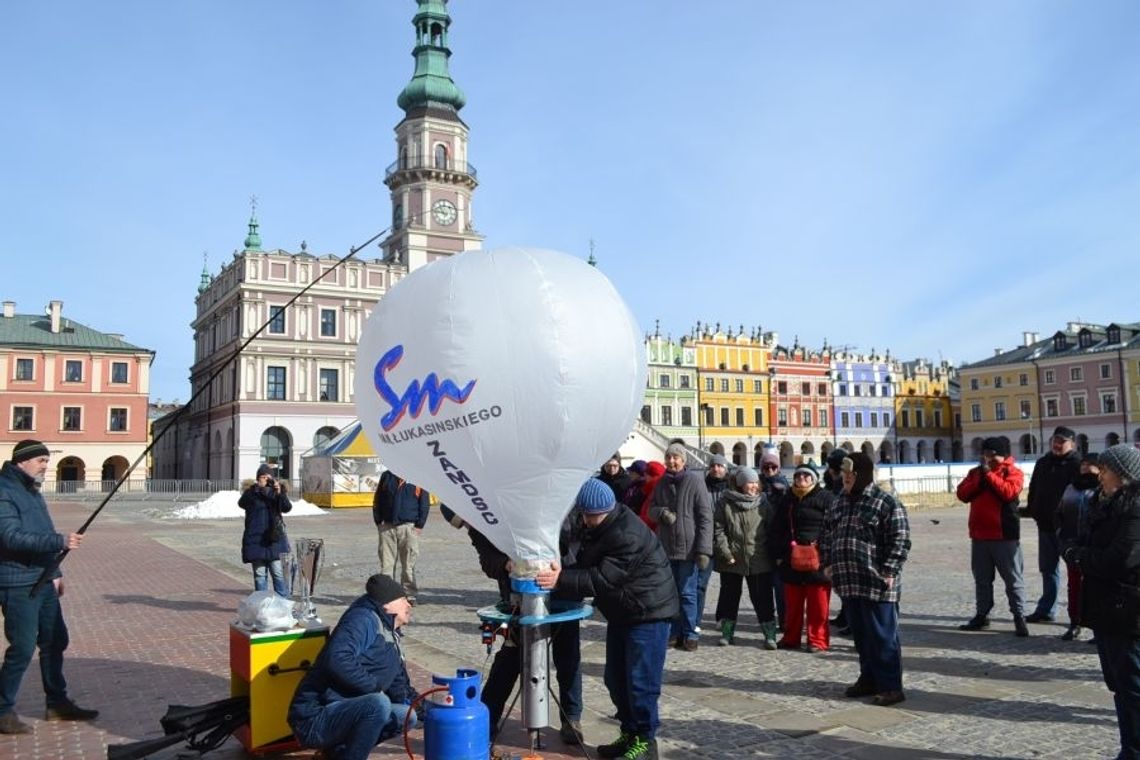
[170,490,327,520]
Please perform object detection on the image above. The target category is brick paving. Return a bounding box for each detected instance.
[0,498,1123,759]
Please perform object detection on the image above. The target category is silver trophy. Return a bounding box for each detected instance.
[294,538,325,624]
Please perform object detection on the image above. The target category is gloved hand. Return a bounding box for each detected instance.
[659,510,677,526]
[1062,546,1081,565]
[697,554,710,570]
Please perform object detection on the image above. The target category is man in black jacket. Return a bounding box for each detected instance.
[538,478,679,760]
[1026,426,1081,624]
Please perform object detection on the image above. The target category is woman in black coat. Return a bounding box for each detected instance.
[768,463,834,652]
[1065,444,1140,760]
[237,465,292,596]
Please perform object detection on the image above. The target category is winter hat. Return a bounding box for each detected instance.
[1081,452,1101,467]
[842,452,876,495]
[256,463,273,477]
[366,573,407,607]
[11,439,49,464]
[982,437,1011,458]
[709,454,729,469]
[629,460,648,476]
[576,478,617,514]
[1051,426,1076,441]
[760,451,781,470]
[826,448,848,470]
[664,443,687,461]
[734,467,759,487]
[1099,444,1140,483]
[645,461,666,478]
[793,463,819,483]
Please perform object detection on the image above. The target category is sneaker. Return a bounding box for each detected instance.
[1025,611,1054,623]
[621,735,658,759]
[871,690,906,707]
[806,644,825,653]
[559,718,584,745]
[1061,625,1082,642]
[958,615,990,631]
[0,712,32,734]
[836,625,852,636]
[1013,616,1030,638]
[45,700,99,722]
[682,638,699,652]
[844,678,877,698]
[776,639,800,650]
[598,730,634,758]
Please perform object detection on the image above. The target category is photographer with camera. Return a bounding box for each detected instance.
[238,463,292,596]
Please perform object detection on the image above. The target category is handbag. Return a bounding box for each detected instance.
[788,505,820,573]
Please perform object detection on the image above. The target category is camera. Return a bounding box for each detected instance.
[264,476,276,487]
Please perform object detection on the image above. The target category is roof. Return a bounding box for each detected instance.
[304,421,377,458]
[961,322,1140,370]
[0,314,152,353]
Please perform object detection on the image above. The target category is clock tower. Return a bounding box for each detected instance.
[382,0,482,271]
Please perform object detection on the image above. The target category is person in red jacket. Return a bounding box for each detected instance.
[955,437,1029,636]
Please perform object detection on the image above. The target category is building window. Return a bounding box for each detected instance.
[704,406,714,425]
[62,407,82,431]
[1073,395,1087,416]
[753,379,762,394]
[65,360,83,382]
[267,366,287,400]
[1101,363,1112,380]
[681,406,692,426]
[14,358,33,381]
[109,408,128,431]
[640,405,651,424]
[1045,398,1059,417]
[705,377,714,391]
[319,368,339,402]
[1019,373,1029,386]
[12,406,33,430]
[735,379,744,393]
[994,402,1006,421]
[434,143,449,169]
[679,375,690,389]
[720,407,729,426]
[111,362,128,383]
[855,412,863,428]
[754,408,764,426]
[1103,393,1117,414]
[777,408,788,426]
[268,305,286,334]
[870,412,879,428]
[840,411,850,428]
[882,384,891,397]
[916,409,925,427]
[1044,369,1056,384]
[720,378,729,392]
[818,383,827,396]
[901,410,910,428]
[854,384,862,397]
[801,382,811,396]
[803,409,812,427]
[820,409,828,427]
[320,308,337,337]
[1070,367,1083,382]
[970,378,979,391]
[994,376,1003,389]
[838,384,847,396]
[1020,399,1032,418]
[869,384,877,396]
[971,404,982,423]
[662,407,673,426]
[659,374,670,389]
[778,381,787,395]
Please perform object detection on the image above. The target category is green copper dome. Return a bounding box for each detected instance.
[244,214,262,252]
[396,0,466,113]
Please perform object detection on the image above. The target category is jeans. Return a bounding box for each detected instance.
[669,560,700,642]
[0,583,69,715]
[293,692,415,760]
[251,559,288,597]
[1034,527,1063,618]
[846,598,903,692]
[1096,632,1140,759]
[970,540,1025,617]
[695,562,713,629]
[604,620,669,740]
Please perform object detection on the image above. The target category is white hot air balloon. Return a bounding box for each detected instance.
[354,247,646,565]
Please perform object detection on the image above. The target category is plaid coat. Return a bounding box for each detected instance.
[819,483,911,603]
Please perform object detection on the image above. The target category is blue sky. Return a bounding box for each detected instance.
[4,1,1139,403]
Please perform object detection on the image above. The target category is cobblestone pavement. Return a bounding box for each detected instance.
[0,499,1121,759]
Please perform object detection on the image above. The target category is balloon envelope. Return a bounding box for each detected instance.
[354,248,646,561]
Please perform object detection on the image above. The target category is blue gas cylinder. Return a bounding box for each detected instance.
[423,668,490,760]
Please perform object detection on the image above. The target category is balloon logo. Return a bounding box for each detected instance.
[355,248,646,562]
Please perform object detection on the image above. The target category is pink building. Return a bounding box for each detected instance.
[0,300,154,486]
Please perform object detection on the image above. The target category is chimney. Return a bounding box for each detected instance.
[994,348,1003,357]
[2,301,14,318]
[1022,331,1039,347]
[47,300,62,333]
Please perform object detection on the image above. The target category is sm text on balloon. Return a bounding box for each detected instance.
[427,439,498,526]
[373,344,477,432]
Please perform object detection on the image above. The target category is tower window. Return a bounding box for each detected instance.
[434,144,449,170]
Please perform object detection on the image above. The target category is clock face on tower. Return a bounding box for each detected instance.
[431,199,457,226]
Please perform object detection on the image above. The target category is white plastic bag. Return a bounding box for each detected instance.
[236,590,295,632]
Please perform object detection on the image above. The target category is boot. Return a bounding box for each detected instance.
[1061,625,1081,641]
[45,700,99,722]
[718,619,735,646]
[1013,615,1030,637]
[559,718,584,745]
[0,712,31,734]
[958,615,990,631]
[761,621,778,650]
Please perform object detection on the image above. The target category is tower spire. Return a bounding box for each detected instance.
[244,195,262,252]
[397,0,466,114]
[198,251,211,293]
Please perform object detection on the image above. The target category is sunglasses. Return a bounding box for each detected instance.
[761,465,779,472]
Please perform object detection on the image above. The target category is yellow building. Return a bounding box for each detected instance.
[958,337,1043,461]
[895,359,958,463]
[691,323,772,466]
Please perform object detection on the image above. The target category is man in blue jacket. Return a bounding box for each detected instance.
[373,470,430,604]
[0,440,98,734]
[288,574,419,759]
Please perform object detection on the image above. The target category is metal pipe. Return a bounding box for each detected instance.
[519,591,550,735]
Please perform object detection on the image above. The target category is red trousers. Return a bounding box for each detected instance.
[1065,559,1082,625]
[780,582,831,650]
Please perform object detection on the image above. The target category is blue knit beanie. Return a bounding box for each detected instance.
[578,478,617,514]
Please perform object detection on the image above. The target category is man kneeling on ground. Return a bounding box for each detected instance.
[288,574,420,760]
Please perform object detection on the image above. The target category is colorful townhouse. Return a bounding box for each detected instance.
[768,340,833,467]
[0,300,154,487]
[894,358,957,463]
[642,327,699,447]
[831,350,897,463]
[692,323,772,466]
